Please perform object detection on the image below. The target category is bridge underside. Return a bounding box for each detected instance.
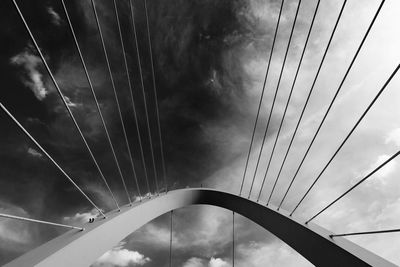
[5,188,395,267]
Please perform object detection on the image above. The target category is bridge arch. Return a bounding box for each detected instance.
[5,188,395,267]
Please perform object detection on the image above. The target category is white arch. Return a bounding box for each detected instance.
[5,189,395,267]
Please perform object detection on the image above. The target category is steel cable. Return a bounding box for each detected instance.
[0,213,84,230]
[239,0,285,196]
[0,102,106,218]
[91,0,134,204]
[254,0,302,203]
[112,0,143,200]
[12,0,114,213]
[60,0,120,210]
[277,0,348,210]
[128,0,152,194]
[266,0,321,205]
[290,0,386,216]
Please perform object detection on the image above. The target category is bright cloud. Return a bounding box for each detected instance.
[385,128,400,147]
[10,50,48,100]
[64,96,79,108]
[47,7,62,26]
[364,154,397,185]
[93,242,150,267]
[183,257,204,267]
[208,257,230,267]
[27,147,43,158]
[182,257,230,267]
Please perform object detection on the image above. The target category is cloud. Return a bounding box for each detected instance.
[0,201,33,248]
[136,222,174,248]
[27,147,43,158]
[10,50,48,100]
[177,207,234,251]
[93,242,150,267]
[237,241,311,267]
[133,206,234,253]
[64,96,79,108]
[182,257,230,267]
[363,154,397,185]
[182,257,204,267]
[373,197,400,227]
[385,128,400,147]
[208,257,230,267]
[47,7,62,26]
[0,218,32,246]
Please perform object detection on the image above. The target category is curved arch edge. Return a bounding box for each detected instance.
[5,189,396,267]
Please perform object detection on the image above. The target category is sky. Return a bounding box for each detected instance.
[0,0,399,266]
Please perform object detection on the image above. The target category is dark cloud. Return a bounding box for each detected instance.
[0,0,277,264]
[142,0,256,187]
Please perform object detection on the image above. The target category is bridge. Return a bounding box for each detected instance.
[4,189,396,267]
[1,0,399,266]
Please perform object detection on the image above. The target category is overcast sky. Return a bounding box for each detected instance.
[0,0,399,266]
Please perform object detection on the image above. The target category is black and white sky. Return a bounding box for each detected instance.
[0,0,399,266]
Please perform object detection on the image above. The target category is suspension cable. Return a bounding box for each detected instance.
[267,0,321,206]
[254,0,302,203]
[60,0,121,210]
[309,150,400,224]
[128,0,151,194]
[169,210,173,267]
[290,0,386,216]
[301,63,399,220]
[277,0,348,211]
[330,228,400,238]
[144,0,165,193]
[307,114,400,223]
[90,0,133,204]
[0,213,84,231]
[0,102,106,218]
[240,0,285,196]
[112,0,143,200]
[11,0,117,211]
